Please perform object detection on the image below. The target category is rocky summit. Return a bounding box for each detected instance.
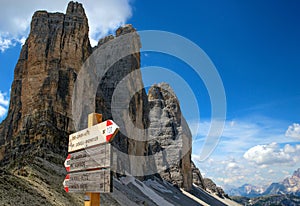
[0,2,236,205]
[0,1,91,164]
[263,168,300,196]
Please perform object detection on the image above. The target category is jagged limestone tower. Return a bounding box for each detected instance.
[0,2,92,163]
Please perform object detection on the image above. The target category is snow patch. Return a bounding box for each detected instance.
[180,189,210,206]
[145,179,173,194]
[120,175,135,185]
[120,175,174,206]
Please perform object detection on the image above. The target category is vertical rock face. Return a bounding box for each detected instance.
[0,1,92,163]
[94,24,150,177]
[147,83,192,191]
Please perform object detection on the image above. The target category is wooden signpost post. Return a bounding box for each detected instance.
[63,113,119,206]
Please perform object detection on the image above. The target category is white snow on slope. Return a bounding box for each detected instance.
[121,176,174,206]
[145,179,173,194]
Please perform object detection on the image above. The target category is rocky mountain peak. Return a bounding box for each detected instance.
[147,83,191,190]
[148,83,175,100]
[293,168,300,178]
[148,83,181,124]
[66,1,85,15]
[96,24,137,48]
[148,84,167,101]
[0,0,91,164]
[116,24,136,36]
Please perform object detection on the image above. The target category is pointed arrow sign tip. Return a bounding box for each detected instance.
[64,154,71,172]
[106,120,119,142]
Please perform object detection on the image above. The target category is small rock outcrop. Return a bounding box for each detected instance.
[192,161,206,189]
[204,178,227,198]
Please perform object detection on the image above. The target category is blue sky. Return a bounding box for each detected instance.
[0,0,300,190]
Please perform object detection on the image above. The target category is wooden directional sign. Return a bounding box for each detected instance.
[64,114,119,199]
[68,120,119,153]
[64,144,111,172]
[63,169,111,193]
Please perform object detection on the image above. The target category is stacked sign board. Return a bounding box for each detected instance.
[63,120,119,193]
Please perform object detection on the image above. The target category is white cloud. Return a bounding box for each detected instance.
[286,123,300,139]
[217,177,236,184]
[191,117,288,158]
[0,91,9,119]
[243,142,300,166]
[0,106,7,118]
[226,161,240,170]
[0,0,132,51]
[0,35,15,52]
[191,117,300,188]
[195,150,300,189]
[84,0,132,44]
[0,92,9,107]
[191,154,202,163]
[284,144,296,153]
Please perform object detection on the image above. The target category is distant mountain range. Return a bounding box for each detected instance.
[232,194,300,206]
[230,168,300,205]
[229,168,300,198]
[263,168,300,196]
[228,184,266,198]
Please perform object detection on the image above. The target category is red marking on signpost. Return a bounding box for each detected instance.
[64,154,71,172]
[64,145,111,173]
[67,120,119,153]
[63,113,119,206]
[106,120,117,142]
[63,174,70,193]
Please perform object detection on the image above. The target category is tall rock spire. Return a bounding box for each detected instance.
[0,1,91,164]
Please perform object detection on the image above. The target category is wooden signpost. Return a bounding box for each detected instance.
[63,169,111,193]
[68,119,119,153]
[63,113,119,206]
[64,145,111,173]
